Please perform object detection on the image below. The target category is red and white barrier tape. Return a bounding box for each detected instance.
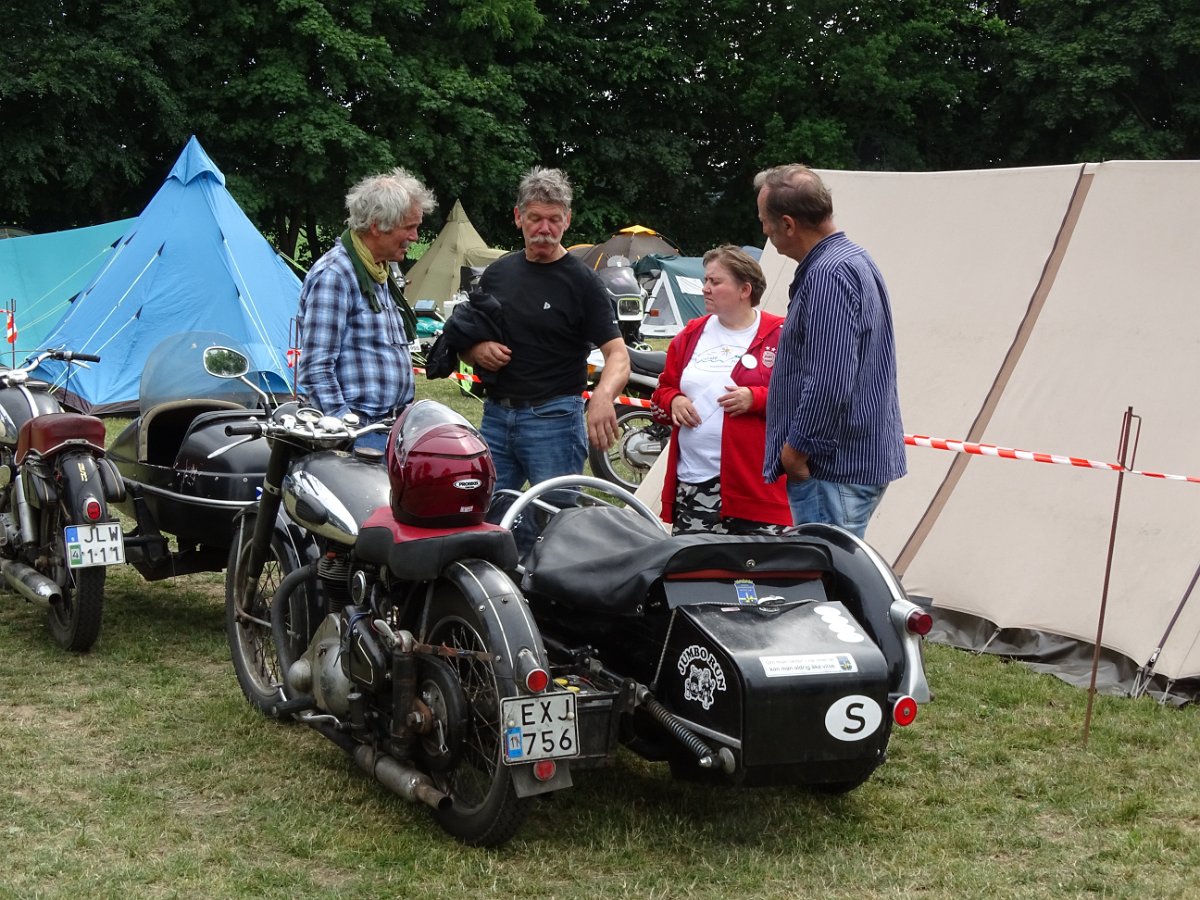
[413,366,652,408]
[905,433,1200,484]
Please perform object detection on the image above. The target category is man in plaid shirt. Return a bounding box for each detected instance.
[297,168,437,451]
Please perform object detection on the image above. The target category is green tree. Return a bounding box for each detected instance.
[0,0,197,230]
[998,0,1200,162]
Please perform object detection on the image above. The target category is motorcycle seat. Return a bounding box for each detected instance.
[627,347,666,376]
[523,506,833,616]
[356,510,518,580]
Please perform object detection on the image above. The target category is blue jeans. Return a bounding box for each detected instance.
[481,395,587,557]
[787,478,887,539]
[480,395,587,492]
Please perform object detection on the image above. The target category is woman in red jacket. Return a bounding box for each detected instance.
[650,245,791,534]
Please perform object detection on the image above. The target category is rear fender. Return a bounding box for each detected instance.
[421,559,566,797]
[423,558,549,684]
[56,452,110,523]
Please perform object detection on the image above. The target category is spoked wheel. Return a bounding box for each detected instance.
[225,518,309,717]
[45,508,105,652]
[587,404,668,491]
[425,590,529,847]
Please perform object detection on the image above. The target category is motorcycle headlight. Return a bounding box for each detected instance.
[617,297,643,320]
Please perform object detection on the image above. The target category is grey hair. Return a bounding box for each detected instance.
[345,167,437,232]
[516,166,573,213]
[753,164,833,228]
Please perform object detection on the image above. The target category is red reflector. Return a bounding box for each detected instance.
[525,668,550,693]
[893,695,918,726]
[906,609,933,636]
[532,759,557,782]
[84,499,103,521]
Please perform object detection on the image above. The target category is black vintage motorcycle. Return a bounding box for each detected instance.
[0,349,126,650]
[107,331,276,580]
[218,341,931,847]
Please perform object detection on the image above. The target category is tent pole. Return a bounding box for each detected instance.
[1132,559,1200,699]
[1083,407,1137,745]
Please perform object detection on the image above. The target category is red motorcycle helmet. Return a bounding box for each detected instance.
[385,400,495,527]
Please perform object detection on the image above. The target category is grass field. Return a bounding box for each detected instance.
[0,380,1198,899]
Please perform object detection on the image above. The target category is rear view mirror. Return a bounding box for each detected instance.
[203,345,250,378]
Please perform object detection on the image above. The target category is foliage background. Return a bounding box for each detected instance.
[3,0,1198,264]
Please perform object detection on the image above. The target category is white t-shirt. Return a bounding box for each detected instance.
[676,312,759,483]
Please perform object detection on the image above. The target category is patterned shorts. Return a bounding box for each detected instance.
[672,476,789,536]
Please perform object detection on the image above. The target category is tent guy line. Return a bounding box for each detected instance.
[905,433,1200,485]
[427,360,1195,482]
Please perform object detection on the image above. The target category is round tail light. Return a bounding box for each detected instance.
[893,695,919,726]
[906,609,933,636]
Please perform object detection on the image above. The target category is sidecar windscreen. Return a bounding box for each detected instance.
[139,331,265,415]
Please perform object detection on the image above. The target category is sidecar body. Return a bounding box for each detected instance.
[108,332,274,577]
[521,505,930,790]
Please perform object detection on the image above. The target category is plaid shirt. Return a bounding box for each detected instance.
[296,242,413,419]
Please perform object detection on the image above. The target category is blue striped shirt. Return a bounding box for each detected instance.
[763,232,906,485]
[296,242,414,419]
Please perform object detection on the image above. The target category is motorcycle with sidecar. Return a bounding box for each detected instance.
[0,349,126,651]
[107,331,276,580]
[216,339,931,848]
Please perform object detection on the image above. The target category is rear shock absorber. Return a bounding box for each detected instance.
[635,684,736,774]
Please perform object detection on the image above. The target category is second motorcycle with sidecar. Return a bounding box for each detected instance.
[211,339,932,848]
[107,331,278,580]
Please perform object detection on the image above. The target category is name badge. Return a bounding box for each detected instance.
[741,354,758,370]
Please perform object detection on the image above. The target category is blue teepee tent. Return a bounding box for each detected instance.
[0,218,134,355]
[34,136,300,414]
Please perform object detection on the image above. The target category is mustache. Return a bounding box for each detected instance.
[528,235,559,245]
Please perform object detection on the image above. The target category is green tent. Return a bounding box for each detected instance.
[634,254,706,338]
[404,200,505,308]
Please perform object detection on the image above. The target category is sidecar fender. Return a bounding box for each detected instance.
[791,523,931,703]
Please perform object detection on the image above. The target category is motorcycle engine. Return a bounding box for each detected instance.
[287,607,392,717]
[287,614,353,716]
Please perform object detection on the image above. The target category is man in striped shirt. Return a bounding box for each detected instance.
[755,164,906,538]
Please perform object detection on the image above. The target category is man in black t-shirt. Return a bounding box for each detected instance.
[466,167,630,496]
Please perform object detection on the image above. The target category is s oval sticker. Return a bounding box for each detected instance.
[453,479,482,490]
[824,695,882,742]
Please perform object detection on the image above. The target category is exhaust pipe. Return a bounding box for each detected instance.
[353,745,451,811]
[1,559,62,606]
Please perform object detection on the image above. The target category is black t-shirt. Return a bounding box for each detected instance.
[479,251,620,399]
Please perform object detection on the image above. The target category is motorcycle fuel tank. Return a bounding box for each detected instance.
[282,450,391,545]
[0,387,60,447]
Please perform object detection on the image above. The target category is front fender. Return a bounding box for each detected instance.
[232,504,319,570]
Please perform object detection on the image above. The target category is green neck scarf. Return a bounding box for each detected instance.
[340,229,417,341]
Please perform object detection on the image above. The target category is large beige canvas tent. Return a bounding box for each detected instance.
[640,161,1200,696]
[404,199,505,306]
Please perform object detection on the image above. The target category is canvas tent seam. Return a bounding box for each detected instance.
[892,163,1093,576]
